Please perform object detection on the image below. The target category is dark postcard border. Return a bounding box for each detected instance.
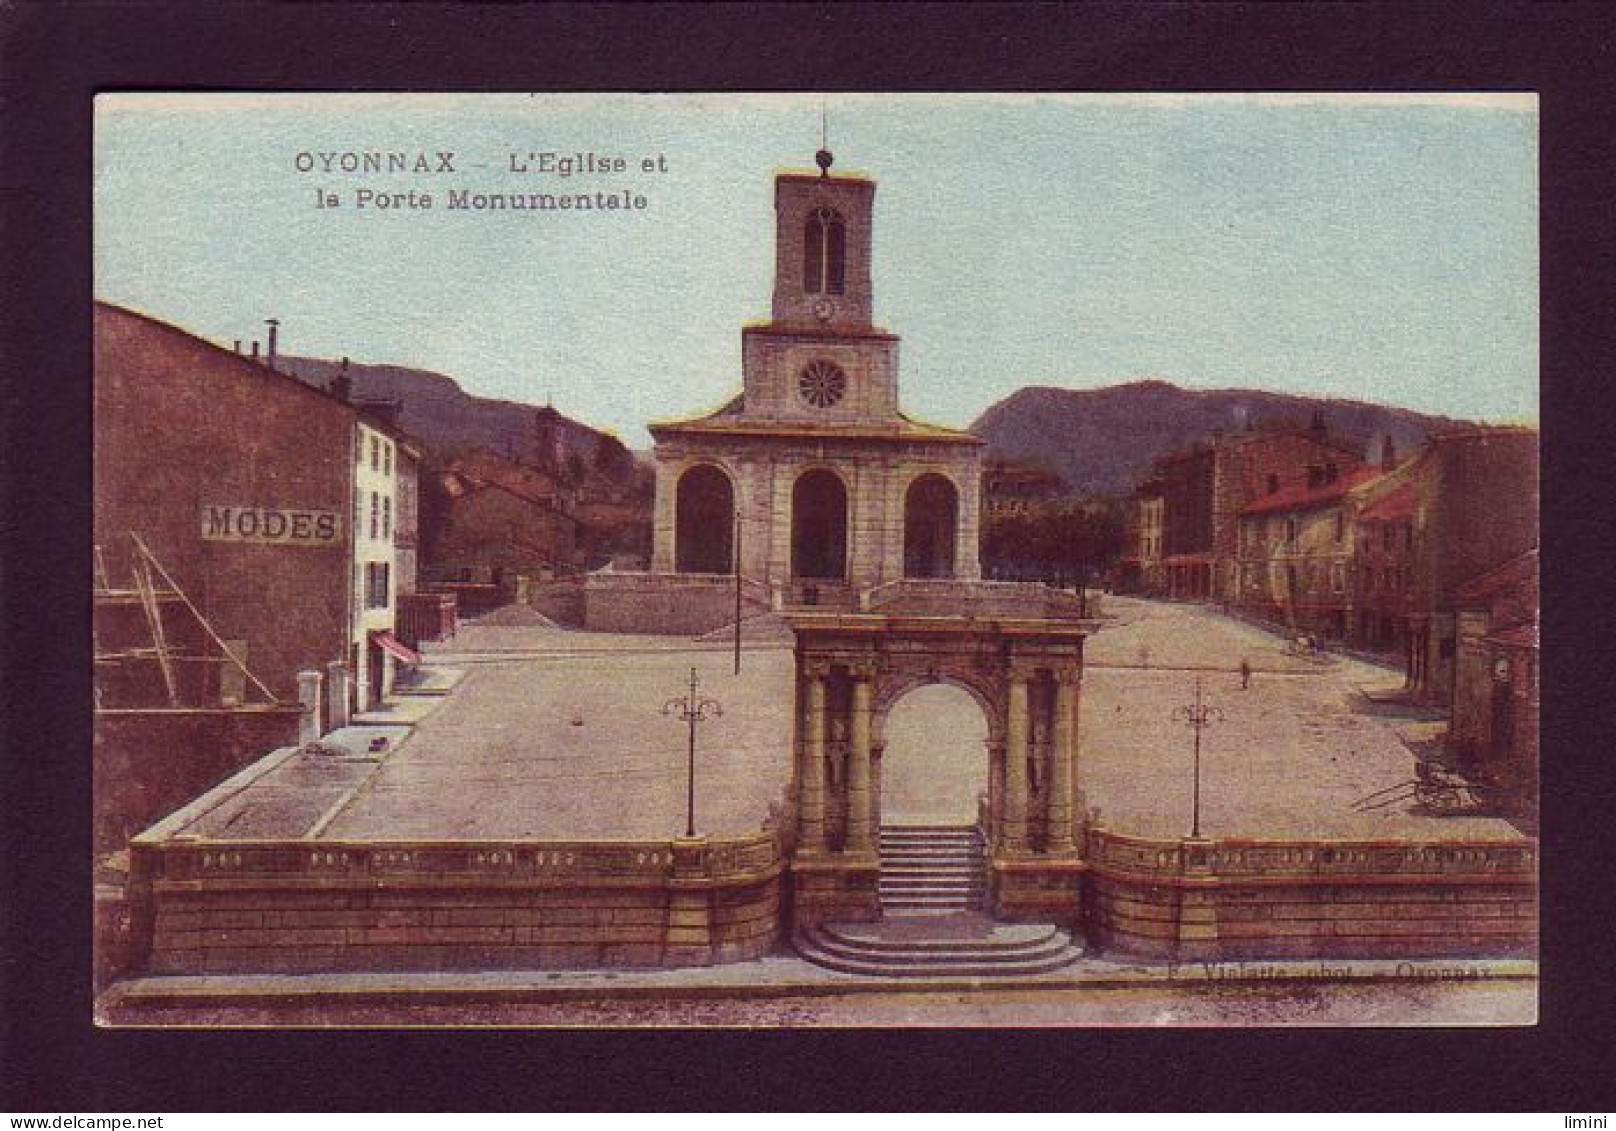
[3,0,1613,1114]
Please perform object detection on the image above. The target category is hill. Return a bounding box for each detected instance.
[970,380,1470,497]
[280,355,627,472]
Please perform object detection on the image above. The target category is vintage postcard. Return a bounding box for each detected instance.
[91,92,1538,1027]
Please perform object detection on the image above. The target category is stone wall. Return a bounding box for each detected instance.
[570,572,771,635]
[1084,829,1536,960]
[95,707,302,856]
[129,833,782,974]
[528,576,586,626]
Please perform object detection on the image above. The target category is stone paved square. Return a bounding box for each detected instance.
[297,596,1520,845]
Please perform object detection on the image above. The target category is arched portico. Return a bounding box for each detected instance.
[674,463,734,574]
[791,467,849,581]
[786,611,1097,929]
[902,473,959,579]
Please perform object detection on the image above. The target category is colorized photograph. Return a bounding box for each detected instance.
[92,93,1538,1027]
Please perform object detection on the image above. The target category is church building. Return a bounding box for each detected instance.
[648,149,984,608]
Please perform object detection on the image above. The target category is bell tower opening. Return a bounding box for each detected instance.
[803,208,846,295]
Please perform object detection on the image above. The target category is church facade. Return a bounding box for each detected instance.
[648,154,984,607]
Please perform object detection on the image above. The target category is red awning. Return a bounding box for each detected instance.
[370,630,421,665]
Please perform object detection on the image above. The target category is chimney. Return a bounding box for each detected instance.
[330,356,353,403]
[265,318,280,371]
[1381,433,1396,469]
[250,340,260,362]
[1309,408,1326,437]
[233,339,242,354]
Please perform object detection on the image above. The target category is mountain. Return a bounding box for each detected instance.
[279,355,627,471]
[970,379,1471,497]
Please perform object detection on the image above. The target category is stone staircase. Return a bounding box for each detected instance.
[794,914,1084,978]
[792,825,1084,977]
[878,825,987,915]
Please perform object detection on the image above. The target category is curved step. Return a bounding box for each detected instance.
[794,922,1084,978]
[812,923,1067,962]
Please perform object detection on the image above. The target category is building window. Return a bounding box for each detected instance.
[383,496,392,539]
[803,207,846,295]
[365,562,390,609]
[1335,512,1345,543]
[370,436,379,470]
[1286,518,1297,546]
[384,443,392,475]
[370,492,379,540]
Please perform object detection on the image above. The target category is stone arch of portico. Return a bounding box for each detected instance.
[790,466,850,582]
[902,471,960,579]
[674,461,736,574]
[786,614,1093,927]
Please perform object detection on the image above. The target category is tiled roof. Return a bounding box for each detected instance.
[1455,549,1538,603]
[1357,483,1414,522]
[1241,466,1383,516]
[649,410,982,445]
[445,450,563,507]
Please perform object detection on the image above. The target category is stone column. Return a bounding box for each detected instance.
[846,668,875,854]
[1047,667,1079,853]
[770,461,792,591]
[651,455,678,573]
[1002,670,1030,852]
[297,669,324,745]
[799,667,828,853]
[325,660,351,731]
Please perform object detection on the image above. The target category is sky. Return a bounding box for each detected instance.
[95,93,1538,446]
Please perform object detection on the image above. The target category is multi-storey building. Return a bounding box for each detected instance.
[1349,470,1415,660]
[1400,427,1539,706]
[351,415,414,712]
[1130,413,1366,602]
[1450,549,1538,824]
[94,303,360,845]
[1234,463,1384,640]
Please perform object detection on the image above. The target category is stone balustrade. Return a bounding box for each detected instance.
[1083,828,1537,960]
[129,830,783,974]
[865,578,1092,620]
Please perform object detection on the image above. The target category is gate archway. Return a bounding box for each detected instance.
[879,681,988,824]
[791,468,848,581]
[674,463,734,574]
[786,612,1098,929]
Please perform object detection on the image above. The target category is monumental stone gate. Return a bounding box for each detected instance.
[785,612,1099,928]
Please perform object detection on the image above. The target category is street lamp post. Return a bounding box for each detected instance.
[1171,675,1225,839]
[733,512,743,676]
[663,666,723,838]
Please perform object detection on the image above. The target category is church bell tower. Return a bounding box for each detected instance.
[742,149,901,423]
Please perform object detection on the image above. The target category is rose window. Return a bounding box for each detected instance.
[797,360,848,408]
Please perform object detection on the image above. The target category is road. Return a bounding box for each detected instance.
[104,976,1534,1028]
